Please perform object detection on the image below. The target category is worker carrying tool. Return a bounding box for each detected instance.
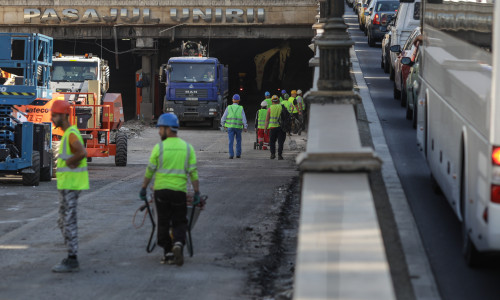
[221,94,248,159]
[264,91,273,108]
[50,100,89,273]
[255,101,270,150]
[265,95,287,160]
[140,113,200,266]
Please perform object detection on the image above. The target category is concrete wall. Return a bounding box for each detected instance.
[0,0,317,39]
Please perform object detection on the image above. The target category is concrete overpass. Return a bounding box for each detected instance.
[0,0,317,40]
[0,1,317,121]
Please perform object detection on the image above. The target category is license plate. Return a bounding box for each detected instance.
[186,97,198,100]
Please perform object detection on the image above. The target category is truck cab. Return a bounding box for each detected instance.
[50,53,110,102]
[162,57,228,129]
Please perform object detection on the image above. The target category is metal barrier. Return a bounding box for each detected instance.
[292,1,396,298]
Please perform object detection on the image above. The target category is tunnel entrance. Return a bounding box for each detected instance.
[53,38,314,121]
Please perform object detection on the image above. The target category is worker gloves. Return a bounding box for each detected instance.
[139,188,147,201]
[192,192,201,206]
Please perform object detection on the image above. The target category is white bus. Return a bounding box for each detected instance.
[417,0,498,266]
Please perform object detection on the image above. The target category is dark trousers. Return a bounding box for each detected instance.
[154,189,187,253]
[269,127,286,156]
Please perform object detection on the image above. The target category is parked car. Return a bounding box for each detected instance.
[389,0,421,81]
[358,0,373,31]
[390,27,421,106]
[366,0,399,47]
[403,44,421,128]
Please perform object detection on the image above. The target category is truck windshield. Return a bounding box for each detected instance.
[51,61,98,82]
[170,63,215,83]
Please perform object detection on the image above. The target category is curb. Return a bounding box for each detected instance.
[350,47,441,300]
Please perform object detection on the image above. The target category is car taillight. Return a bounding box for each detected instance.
[492,146,500,165]
[492,185,500,203]
[373,13,380,25]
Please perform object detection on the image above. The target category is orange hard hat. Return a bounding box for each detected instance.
[51,100,71,114]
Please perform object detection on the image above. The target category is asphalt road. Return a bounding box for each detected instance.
[0,113,305,299]
[345,8,500,300]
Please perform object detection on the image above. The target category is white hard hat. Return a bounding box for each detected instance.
[260,100,268,107]
[297,89,303,94]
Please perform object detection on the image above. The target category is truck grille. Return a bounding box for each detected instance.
[175,89,208,98]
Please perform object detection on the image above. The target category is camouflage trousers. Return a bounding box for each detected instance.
[57,190,80,257]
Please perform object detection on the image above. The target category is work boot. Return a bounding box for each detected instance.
[161,252,175,265]
[270,154,276,160]
[229,156,233,159]
[172,242,184,266]
[52,257,79,273]
[278,155,284,160]
[236,156,241,158]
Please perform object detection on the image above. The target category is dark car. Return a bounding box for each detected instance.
[366,0,399,47]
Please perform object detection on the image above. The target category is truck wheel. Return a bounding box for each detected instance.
[23,151,40,186]
[115,132,127,167]
[212,118,220,130]
[40,154,53,182]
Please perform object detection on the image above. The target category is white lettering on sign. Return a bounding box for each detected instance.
[0,87,7,92]
[23,8,265,24]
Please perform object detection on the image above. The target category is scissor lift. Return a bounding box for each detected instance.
[0,33,53,185]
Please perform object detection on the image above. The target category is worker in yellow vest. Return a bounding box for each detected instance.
[140,113,200,266]
[297,89,307,130]
[50,100,89,273]
[255,100,270,150]
[264,91,273,108]
[221,94,248,159]
[264,95,286,160]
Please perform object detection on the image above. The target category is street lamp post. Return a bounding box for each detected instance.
[305,0,360,104]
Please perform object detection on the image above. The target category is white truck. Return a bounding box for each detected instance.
[51,53,110,101]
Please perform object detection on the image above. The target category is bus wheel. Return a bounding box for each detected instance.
[461,168,481,267]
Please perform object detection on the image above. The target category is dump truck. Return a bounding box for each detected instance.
[161,49,228,129]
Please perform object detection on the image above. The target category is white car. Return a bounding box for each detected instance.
[389,0,421,80]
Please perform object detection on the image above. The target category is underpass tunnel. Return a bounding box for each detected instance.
[53,37,314,122]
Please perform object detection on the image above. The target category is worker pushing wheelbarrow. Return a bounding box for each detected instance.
[136,113,203,266]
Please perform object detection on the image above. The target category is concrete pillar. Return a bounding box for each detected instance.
[140,55,153,122]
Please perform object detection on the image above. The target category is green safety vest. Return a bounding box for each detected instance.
[145,137,198,193]
[257,109,268,129]
[56,125,89,190]
[297,96,305,111]
[281,100,292,113]
[288,97,299,114]
[265,98,273,108]
[268,104,282,129]
[225,105,244,129]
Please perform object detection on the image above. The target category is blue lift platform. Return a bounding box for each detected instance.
[0,33,53,186]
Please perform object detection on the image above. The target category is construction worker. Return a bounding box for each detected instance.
[265,95,286,160]
[255,101,270,150]
[140,113,200,266]
[221,94,248,159]
[50,100,89,273]
[264,91,273,107]
[297,89,306,130]
[279,90,292,114]
[289,90,302,133]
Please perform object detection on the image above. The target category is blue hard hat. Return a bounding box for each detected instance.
[281,90,287,94]
[157,113,179,129]
[233,94,240,101]
[265,91,270,97]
